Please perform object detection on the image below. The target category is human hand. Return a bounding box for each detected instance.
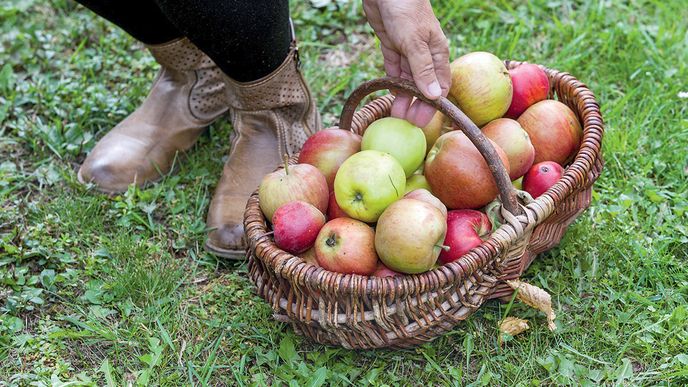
[363,0,450,128]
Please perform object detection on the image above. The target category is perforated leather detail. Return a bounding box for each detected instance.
[149,38,216,71]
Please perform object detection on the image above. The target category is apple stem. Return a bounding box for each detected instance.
[283,154,290,175]
[435,244,451,252]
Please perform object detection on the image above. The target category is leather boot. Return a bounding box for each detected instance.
[78,38,228,193]
[205,43,320,259]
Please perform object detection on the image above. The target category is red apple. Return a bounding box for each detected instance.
[425,131,510,209]
[505,64,550,119]
[482,118,535,180]
[314,218,378,275]
[259,162,329,221]
[297,129,362,190]
[522,161,564,198]
[439,210,492,264]
[404,188,447,218]
[375,198,447,274]
[372,262,402,277]
[272,201,326,254]
[327,191,349,220]
[518,100,582,165]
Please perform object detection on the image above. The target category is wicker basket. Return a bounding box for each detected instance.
[244,61,604,349]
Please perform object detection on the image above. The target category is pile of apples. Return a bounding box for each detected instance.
[258,51,582,277]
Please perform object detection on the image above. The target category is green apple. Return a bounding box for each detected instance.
[404,174,431,194]
[361,117,426,177]
[512,177,523,190]
[334,150,406,222]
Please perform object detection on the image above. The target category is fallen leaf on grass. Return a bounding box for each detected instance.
[507,279,557,331]
[499,316,530,345]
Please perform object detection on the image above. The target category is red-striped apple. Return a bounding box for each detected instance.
[482,118,535,180]
[298,129,362,190]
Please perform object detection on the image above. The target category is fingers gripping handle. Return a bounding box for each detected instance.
[338,77,521,215]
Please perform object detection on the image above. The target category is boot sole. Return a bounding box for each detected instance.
[204,240,248,260]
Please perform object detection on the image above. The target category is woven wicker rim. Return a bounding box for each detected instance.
[244,60,603,301]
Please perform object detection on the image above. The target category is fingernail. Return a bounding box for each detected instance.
[428,81,442,98]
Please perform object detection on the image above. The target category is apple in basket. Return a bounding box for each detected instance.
[372,261,402,277]
[449,52,513,127]
[361,117,427,177]
[505,63,550,119]
[258,161,329,221]
[439,210,492,264]
[334,150,406,222]
[404,174,432,194]
[314,218,378,275]
[299,247,319,266]
[272,201,326,255]
[425,131,510,209]
[422,111,452,154]
[298,128,362,190]
[326,191,349,220]
[518,100,582,165]
[522,161,564,198]
[375,198,447,274]
[404,188,447,217]
[481,118,535,180]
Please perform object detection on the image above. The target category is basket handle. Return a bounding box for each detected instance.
[338,77,521,215]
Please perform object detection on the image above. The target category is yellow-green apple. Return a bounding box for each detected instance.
[512,177,523,190]
[505,63,550,119]
[375,198,447,274]
[372,262,402,277]
[272,201,326,254]
[299,247,319,266]
[518,100,582,165]
[449,52,512,127]
[481,118,535,180]
[425,131,510,209]
[361,117,426,177]
[439,210,492,264]
[314,218,378,275]
[297,129,362,190]
[259,163,329,220]
[334,150,406,222]
[404,188,447,218]
[422,111,452,154]
[404,174,432,194]
[522,161,564,198]
[327,191,348,220]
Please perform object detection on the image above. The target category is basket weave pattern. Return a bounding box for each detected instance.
[245,61,604,349]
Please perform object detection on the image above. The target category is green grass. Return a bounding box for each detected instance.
[1,0,687,384]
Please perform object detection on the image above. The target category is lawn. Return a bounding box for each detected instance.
[1,0,687,385]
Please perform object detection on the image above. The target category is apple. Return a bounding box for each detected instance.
[512,177,523,190]
[522,161,564,198]
[404,188,447,218]
[361,117,426,177]
[314,218,378,275]
[272,201,326,254]
[449,52,512,127]
[334,150,406,222]
[299,247,319,266]
[259,162,329,220]
[518,100,582,165]
[375,198,447,274]
[327,191,349,220]
[481,118,535,180]
[297,129,362,190]
[439,210,492,264]
[372,262,402,277]
[404,174,432,194]
[425,131,510,209]
[505,63,550,119]
[422,111,452,154]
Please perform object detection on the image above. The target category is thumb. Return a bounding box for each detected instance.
[405,41,443,100]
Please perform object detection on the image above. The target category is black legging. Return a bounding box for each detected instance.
[75,0,291,82]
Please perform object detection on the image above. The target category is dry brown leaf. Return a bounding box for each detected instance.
[499,316,530,345]
[507,280,557,331]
